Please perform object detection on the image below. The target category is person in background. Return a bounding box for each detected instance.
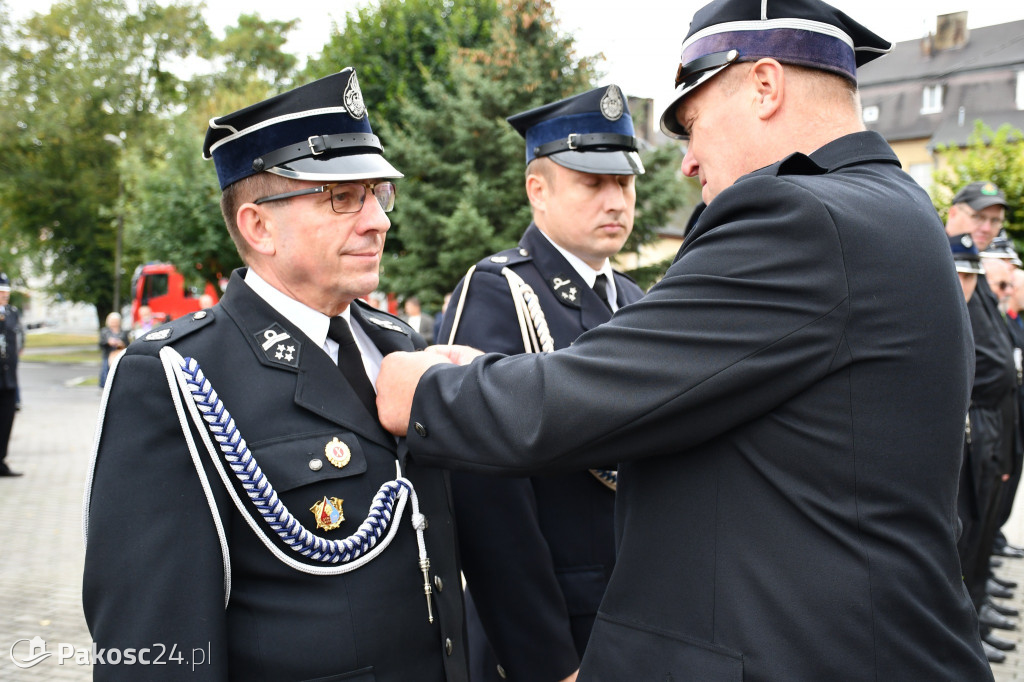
[437,85,645,682]
[98,312,129,389]
[402,295,433,344]
[0,273,23,478]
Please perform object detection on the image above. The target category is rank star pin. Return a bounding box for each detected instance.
[274,344,295,362]
[311,497,345,531]
[325,437,351,469]
[561,287,578,302]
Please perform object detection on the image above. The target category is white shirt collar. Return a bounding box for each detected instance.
[244,269,337,348]
[536,228,618,308]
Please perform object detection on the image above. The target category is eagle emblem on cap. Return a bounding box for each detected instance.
[961,235,973,248]
[344,72,367,120]
[600,85,624,121]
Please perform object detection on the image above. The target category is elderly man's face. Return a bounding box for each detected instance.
[257,179,391,315]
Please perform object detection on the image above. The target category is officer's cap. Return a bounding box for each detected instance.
[952,181,1009,212]
[659,0,892,138]
[980,234,1022,267]
[0,273,10,292]
[508,85,645,175]
[950,234,985,275]
[203,68,402,191]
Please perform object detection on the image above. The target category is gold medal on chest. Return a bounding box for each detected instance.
[325,437,352,469]
[310,496,345,531]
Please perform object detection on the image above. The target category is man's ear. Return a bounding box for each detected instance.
[525,170,548,214]
[750,58,785,122]
[237,203,276,257]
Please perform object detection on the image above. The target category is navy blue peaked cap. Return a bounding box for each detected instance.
[659,0,892,138]
[949,234,985,275]
[508,85,645,175]
[203,68,402,190]
[0,273,9,292]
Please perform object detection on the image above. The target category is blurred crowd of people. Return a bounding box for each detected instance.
[945,180,1023,664]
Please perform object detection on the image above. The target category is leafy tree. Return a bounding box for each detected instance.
[0,0,211,324]
[377,0,600,306]
[932,121,1024,241]
[306,0,500,126]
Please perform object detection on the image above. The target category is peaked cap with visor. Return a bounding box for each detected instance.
[203,68,402,190]
[659,0,892,138]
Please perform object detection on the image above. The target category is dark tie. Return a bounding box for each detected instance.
[593,274,613,311]
[327,316,378,417]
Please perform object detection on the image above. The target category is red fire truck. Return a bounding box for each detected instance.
[130,263,220,329]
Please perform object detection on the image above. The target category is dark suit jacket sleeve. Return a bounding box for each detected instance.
[83,352,229,679]
[409,177,849,475]
[441,268,582,679]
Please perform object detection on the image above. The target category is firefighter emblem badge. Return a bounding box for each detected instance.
[311,496,345,531]
[325,437,352,469]
[344,72,366,120]
[600,85,624,121]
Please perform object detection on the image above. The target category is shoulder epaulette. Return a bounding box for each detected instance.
[474,246,533,274]
[126,309,216,356]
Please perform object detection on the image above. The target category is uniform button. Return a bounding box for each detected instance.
[497,664,507,679]
[434,575,443,592]
[414,422,427,437]
[193,310,207,320]
[519,249,528,257]
[308,458,323,471]
[445,638,453,656]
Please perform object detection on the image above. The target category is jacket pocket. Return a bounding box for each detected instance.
[249,430,368,494]
[581,613,743,681]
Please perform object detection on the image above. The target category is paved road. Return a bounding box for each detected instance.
[3,359,1024,679]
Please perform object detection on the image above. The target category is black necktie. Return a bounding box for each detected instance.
[327,316,378,417]
[593,274,613,311]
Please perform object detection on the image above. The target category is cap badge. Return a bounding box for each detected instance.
[255,324,301,368]
[961,235,973,248]
[311,496,345,531]
[325,437,352,469]
[600,85,625,121]
[982,182,999,196]
[344,72,366,120]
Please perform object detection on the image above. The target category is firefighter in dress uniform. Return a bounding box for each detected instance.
[83,69,468,681]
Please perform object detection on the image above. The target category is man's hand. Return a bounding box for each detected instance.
[424,344,485,365]
[376,351,453,435]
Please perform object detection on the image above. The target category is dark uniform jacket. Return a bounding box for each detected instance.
[84,269,468,682]
[0,304,22,390]
[405,132,992,681]
[438,225,643,681]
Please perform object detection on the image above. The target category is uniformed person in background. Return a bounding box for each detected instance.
[944,181,1019,658]
[83,69,468,681]
[0,273,23,478]
[375,0,992,678]
[438,86,645,682]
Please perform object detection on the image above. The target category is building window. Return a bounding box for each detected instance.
[921,85,943,114]
[862,105,879,123]
[1017,71,1024,111]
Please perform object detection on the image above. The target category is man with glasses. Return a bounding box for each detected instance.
[375,0,992,677]
[943,181,1020,660]
[83,69,468,681]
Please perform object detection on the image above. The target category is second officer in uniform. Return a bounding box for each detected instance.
[438,85,645,682]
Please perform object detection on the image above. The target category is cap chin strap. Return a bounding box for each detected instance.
[252,132,384,172]
[533,132,638,160]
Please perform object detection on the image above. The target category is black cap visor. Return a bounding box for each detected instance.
[659,49,740,139]
[270,152,403,182]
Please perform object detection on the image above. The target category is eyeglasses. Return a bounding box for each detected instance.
[965,209,1005,229]
[254,181,397,214]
